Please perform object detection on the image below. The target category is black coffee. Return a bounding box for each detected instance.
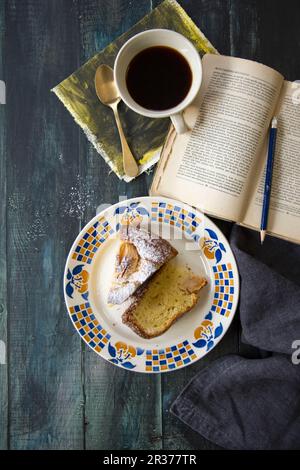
[126,46,192,111]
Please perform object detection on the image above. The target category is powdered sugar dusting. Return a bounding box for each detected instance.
[108,227,178,304]
[61,174,95,220]
[7,174,96,243]
[121,226,177,264]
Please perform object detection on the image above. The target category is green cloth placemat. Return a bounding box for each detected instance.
[52,0,217,180]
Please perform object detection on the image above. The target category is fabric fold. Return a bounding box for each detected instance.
[172,225,300,449]
[171,355,300,449]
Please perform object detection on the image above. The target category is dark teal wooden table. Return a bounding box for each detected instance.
[1,0,300,450]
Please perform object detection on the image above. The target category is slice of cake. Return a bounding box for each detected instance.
[107,226,178,304]
[122,261,207,338]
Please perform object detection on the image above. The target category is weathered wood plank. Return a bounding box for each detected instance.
[153,0,240,450]
[6,0,84,449]
[161,0,300,450]
[229,0,300,80]
[77,0,163,450]
[228,0,300,360]
[4,0,300,451]
[0,0,8,451]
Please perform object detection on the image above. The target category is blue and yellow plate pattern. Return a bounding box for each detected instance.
[64,197,239,373]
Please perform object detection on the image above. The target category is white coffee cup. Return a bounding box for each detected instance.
[114,29,202,134]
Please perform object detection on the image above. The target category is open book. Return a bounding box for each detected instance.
[151,54,300,244]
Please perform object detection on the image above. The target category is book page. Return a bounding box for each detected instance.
[151,54,283,222]
[242,81,300,243]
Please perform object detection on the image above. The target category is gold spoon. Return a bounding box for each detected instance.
[95,64,139,178]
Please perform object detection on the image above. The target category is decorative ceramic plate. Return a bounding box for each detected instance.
[64,197,239,373]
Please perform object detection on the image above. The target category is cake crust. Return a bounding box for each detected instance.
[108,226,178,305]
[122,266,207,339]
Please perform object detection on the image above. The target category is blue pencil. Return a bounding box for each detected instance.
[260,117,278,244]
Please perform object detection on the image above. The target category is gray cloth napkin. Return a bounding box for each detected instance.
[171,225,300,450]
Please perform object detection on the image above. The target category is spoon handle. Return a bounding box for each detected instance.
[112,105,139,178]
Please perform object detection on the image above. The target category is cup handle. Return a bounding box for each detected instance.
[170,112,189,134]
